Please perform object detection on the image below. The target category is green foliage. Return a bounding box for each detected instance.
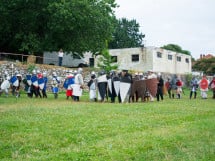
[109,18,145,49]
[192,57,215,75]
[161,44,191,56]
[27,64,36,73]
[0,92,214,160]
[0,0,117,55]
[184,73,193,87]
[97,48,118,72]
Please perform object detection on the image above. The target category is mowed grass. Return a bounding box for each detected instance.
[0,91,214,161]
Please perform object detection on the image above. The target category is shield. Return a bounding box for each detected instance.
[52,87,59,93]
[200,78,208,90]
[120,76,131,103]
[31,75,38,87]
[97,75,107,83]
[113,76,120,96]
[120,82,131,103]
[107,78,112,94]
[1,80,10,90]
[26,74,32,86]
[146,78,158,97]
[38,78,45,90]
[63,77,74,89]
[10,76,19,87]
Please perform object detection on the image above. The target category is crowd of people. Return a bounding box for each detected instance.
[0,67,215,102]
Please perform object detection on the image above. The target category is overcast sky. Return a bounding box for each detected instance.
[115,0,215,59]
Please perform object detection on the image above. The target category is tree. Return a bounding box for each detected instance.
[109,18,145,49]
[0,0,117,56]
[97,42,118,72]
[161,44,191,56]
[192,57,215,75]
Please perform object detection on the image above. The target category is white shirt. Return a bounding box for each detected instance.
[58,51,64,57]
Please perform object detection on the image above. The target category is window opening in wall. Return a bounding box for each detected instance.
[111,56,117,63]
[157,52,162,58]
[168,54,172,60]
[185,58,189,63]
[177,56,181,62]
[132,54,139,62]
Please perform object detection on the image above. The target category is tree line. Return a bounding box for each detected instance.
[0,0,144,57]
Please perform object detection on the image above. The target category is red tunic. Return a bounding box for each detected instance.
[200,78,208,90]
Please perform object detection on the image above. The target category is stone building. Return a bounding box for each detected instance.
[90,47,192,74]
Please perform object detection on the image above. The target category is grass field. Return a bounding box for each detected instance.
[0,90,214,161]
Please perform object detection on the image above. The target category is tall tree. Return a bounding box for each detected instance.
[109,18,145,49]
[192,57,215,75]
[161,44,191,56]
[0,0,117,55]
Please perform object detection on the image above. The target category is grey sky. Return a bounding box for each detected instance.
[115,0,215,59]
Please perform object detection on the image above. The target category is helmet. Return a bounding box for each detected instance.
[32,70,36,74]
[53,72,57,76]
[78,68,83,74]
[91,71,95,75]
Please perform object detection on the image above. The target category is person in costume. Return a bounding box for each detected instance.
[11,71,22,98]
[119,69,132,103]
[165,77,172,98]
[30,70,39,98]
[51,72,60,99]
[107,71,118,103]
[87,71,97,102]
[64,71,74,100]
[170,74,178,99]
[156,73,164,101]
[23,73,32,97]
[36,70,42,98]
[176,78,183,99]
[97,70,108,102]
[0,74,10,97]
[198,75,209,99]
[73,68,84,101]
[42,72,48,98]
[209,75,215,99]
[189,76,198,99]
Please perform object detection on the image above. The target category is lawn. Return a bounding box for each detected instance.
[0,91,214,161]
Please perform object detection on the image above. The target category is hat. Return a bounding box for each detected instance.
[122,69,128,72]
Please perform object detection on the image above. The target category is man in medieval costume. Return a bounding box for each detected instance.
[189,76,198,99]
[198,75,209,99]
[73,68,84,101]
[87,71,97,102]
[209,75,215,99]
[97,70,108,102]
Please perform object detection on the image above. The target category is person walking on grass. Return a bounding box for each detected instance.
[189,76,198,99]
[209,75,215,99]
[156,73,164,101]
[165,77,172,98]
[198,75,209,99]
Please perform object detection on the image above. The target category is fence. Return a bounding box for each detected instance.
[0,52,55,64]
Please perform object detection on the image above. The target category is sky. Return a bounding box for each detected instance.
[115,0,215,59]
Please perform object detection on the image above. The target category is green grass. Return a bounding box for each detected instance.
[0,90,214,161]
